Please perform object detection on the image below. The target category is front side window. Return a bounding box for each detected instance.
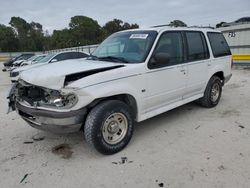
[186,32,209,61]
[207,32,231,57]
[149,32,184,69]
[91,30,158,63]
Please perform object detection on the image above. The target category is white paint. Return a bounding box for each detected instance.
[18,27,232,123]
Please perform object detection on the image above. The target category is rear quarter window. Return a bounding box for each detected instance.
[207,32,231,58]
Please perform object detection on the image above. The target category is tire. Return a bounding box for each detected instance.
[84,100,134,155]
[198,76,222,108]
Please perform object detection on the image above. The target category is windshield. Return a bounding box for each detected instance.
[37,54,54,63]
[91,30,158,63]
[33,55,46,62]
[27,55,37,61]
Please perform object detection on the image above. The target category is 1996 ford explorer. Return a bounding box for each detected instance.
[8,26,232,154]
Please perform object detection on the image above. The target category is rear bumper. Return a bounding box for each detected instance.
[16,102,87,133]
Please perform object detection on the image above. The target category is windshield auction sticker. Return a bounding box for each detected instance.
[129,34,148,39]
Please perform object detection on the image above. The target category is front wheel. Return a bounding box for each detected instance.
[199,76,222,108]
[84,100,134,155]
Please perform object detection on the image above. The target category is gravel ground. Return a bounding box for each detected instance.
[0,63,250,188]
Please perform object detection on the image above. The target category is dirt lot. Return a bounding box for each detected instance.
[0,63,250,188]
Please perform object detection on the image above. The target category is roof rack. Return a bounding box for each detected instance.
[188,25,215,29]
[151,24,215,29]
[151,24,171,28]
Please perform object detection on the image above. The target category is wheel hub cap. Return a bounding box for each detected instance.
[108,121,119,133]
[102,113,128,145]
[211,83,220,102]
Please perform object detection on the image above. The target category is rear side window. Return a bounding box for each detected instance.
[207,32,231,57]
[54,53,71,61]
[186,32,209,61]
[71,52,88,58]
[68,52,79,59]
[77,52,88,58]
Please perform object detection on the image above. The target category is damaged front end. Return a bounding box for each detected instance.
[9,80,78,110]
[8,79,86,133]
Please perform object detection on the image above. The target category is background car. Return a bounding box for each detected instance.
[3,53,34,68]
[20,54,47,66]
[10,51,89,82]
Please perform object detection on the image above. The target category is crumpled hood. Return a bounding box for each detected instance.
[20,59,126,90]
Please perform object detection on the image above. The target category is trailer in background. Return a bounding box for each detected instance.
[219,23,250,65]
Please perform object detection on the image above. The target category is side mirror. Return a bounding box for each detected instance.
[51,59,58,63]
[149,52,170,68]
[154,52,170,64]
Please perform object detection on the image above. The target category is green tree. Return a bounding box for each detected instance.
[9,17,32,50]
[50,29,72,49]
[169,20,187,27]
[29,21,45,51]
[9,17,45,51]
[69,16,102,46]
[102,19,139,37]
[216,21,226,28]
[0,24,18,51]
[0,16,140,52]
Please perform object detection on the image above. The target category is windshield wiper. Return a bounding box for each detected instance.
[98,56,129,63]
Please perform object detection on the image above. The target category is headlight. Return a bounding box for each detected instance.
[49,92,78,108]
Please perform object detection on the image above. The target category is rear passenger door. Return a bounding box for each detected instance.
[145,31,187,113]
[183,31,210,99]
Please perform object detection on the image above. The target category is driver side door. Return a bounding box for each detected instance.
[144,31,187,115]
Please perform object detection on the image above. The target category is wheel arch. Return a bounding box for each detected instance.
[211,71,225,85]
[81,93,138,130]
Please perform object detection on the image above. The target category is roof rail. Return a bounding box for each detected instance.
[151,24,171,28]
[188,25,215,29]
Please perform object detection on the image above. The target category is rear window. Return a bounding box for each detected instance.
[186,32,209,61]
[207,32,231,57]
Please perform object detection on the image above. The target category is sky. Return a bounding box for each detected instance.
[0,0,249,33]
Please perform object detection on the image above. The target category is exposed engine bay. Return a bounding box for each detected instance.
[8,80,77,112]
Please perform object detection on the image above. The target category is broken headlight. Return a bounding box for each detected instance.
[46,91,78,109]
[16,81,78,109]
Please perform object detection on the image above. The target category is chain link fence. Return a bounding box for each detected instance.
[45,44,99,54]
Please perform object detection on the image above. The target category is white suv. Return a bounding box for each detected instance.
[8,26,232,154]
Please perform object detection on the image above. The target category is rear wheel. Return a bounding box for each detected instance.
[84,100,134,155]
[199,76,222,108]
